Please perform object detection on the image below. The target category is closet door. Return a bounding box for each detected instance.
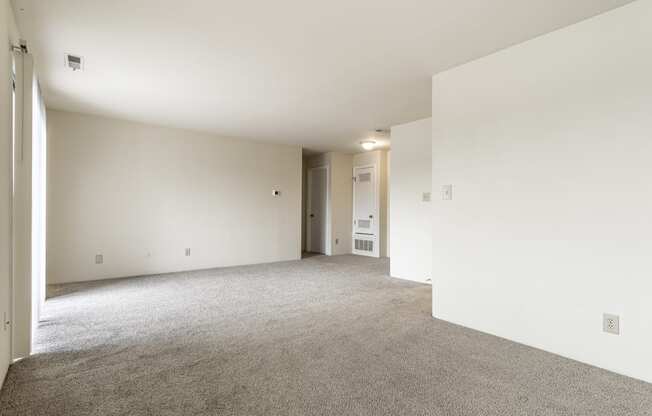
[307,166,328,254]
[353,165,377,236]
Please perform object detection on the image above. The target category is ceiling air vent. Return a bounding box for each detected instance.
[65,54,83,71]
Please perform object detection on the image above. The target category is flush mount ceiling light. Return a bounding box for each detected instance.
[360,140,376,151]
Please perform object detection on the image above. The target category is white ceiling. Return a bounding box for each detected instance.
[13,0,633,152]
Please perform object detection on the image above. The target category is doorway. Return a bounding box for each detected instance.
[306,166,329,255]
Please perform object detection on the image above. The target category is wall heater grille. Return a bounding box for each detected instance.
[358,219,371,229]
[354,239,374,252]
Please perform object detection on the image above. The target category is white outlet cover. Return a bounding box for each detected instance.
[603,313,620,335]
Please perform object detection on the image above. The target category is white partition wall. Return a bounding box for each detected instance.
[329,153,353,256]
[390,118,431,283]
[432,0,652,383]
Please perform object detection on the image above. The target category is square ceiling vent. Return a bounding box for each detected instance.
[65,53,83,71]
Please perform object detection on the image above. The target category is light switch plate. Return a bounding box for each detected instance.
[442,185,453,200]
[95,254,103,264]
[422,192,431,202]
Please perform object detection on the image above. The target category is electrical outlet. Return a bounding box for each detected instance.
[95,254,103,264]
[185,248,191,257]
[603,314,620,335]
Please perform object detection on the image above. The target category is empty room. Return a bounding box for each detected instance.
[1,0,651,415]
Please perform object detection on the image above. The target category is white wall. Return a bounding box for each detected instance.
[0,0,20,387]
[432,0,652,383]
[390,118,431,283]
[47,110,302,283]
[329,153,353,255]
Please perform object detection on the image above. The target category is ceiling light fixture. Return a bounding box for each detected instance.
[360,140,376,151]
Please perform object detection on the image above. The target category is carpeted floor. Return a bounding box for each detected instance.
[1,255,651,415]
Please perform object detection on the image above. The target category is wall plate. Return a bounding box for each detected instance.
[603,313,620,335]
[442,185,453,200]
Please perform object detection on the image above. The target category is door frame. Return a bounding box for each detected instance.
[306,165,330,255]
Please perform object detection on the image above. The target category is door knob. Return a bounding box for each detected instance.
[310,214,315,218]
[369,215,373,219]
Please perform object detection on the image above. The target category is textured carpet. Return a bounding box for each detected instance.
[1,255,651,415]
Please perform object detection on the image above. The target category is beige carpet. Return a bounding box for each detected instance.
[1,255,651,415]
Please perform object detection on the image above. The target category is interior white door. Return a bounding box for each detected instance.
[308,167,328,254]
[353,166,377,235]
